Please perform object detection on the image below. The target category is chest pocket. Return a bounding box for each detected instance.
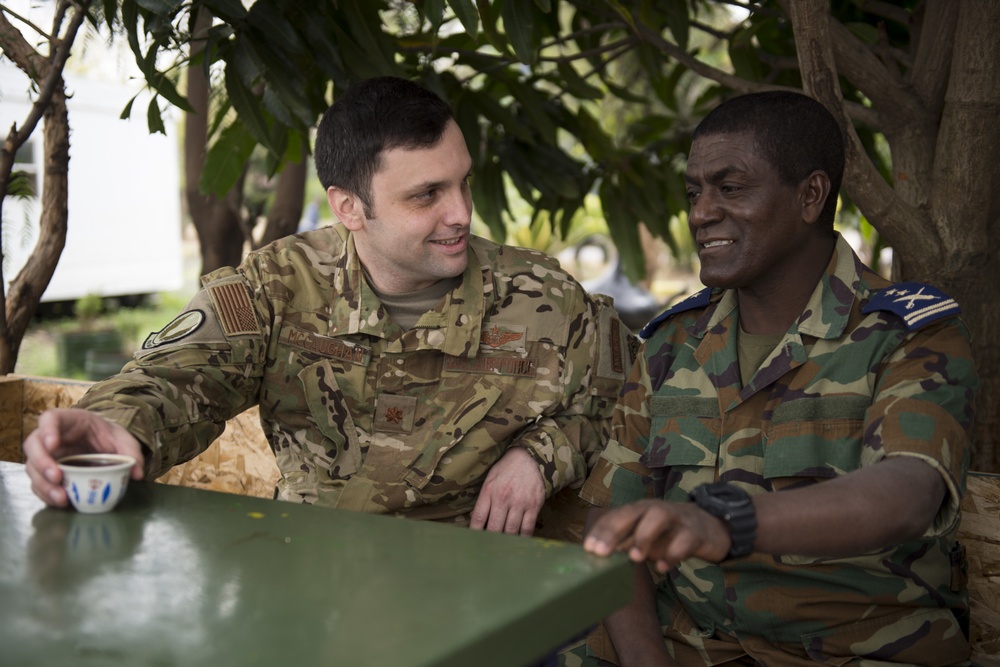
[641,396,721,501]
[298,358,365,477]
[762,395,869,490]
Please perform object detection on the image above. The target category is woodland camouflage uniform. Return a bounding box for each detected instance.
[78,224,634,526]
[577,234,977,666]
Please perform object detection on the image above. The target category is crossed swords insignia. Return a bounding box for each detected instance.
[885,287,937,310]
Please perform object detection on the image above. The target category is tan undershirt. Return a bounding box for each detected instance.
[737,324,785,386]
[366,274,462,331]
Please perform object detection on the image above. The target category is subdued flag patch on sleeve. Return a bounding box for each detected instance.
[208,280,260,337]
[862,282,961,331]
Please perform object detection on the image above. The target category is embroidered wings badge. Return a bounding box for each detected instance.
[481,326,524,348]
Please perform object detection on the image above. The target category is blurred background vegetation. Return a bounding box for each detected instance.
[3,0,997,469]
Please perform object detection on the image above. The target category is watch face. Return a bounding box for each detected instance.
[700,482,749,505]
[714,484,749,503]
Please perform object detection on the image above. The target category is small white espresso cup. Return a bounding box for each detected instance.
[57,454,136,514]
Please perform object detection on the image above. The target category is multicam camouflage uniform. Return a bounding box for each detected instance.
[78,224,633,523]
[577,235,977,666]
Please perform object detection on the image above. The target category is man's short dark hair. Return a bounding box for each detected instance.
[314,76,454,217]
[693,91,845,227]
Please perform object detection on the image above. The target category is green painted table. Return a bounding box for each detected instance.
[0,461,631,666]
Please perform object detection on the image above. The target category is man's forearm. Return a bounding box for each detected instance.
[603,563,677,667]
[754,456,947,557]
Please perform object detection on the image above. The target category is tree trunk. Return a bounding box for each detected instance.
[920,0,1000,472]
[257,158,307,248]
[790,0,999,472]
[0,86,70,374]
[185,6,246,276]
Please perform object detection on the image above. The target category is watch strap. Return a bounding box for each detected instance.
[689,482,757,560]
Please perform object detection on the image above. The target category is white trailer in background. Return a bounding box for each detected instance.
[1,61,184,305]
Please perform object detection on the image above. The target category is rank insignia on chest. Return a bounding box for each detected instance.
[479,324,527,351]
[373,394,417,434]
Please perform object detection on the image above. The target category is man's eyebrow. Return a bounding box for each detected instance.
[404,168,474,196]
[405,179,448,194]
[685,165,746,184]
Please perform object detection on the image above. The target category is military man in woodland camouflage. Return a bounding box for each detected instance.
[567,92,978,666]
[24,77,633,537]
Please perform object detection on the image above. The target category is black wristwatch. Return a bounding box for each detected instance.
[689,482,757,560]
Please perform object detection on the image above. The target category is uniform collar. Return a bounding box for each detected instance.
[696,233,864,341]
[329,226,486,357]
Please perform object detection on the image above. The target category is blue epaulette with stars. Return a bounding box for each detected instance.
[861,282,961,331]
[639,287,713,339]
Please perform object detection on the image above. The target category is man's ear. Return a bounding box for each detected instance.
[800,170,832,225]
[327,187,365,231]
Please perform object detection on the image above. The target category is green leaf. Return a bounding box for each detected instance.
[146,97,166,135]
[225,66,277,153]
[143,68,194,113]
[508,85,558,143]
[501,0,538,65]
[341,1,399,76]
[575,106,615,161]
[201,121,258,196]
[555,61,603,100]
[303,20,349,85]
[203,0,249,22]
[134,0,183,13]
[476,0,509,56]
[447,0,480,40]
[471,93,535,143]
[423,0,446,31]
[663,0,689,50]
[532,0,551,11]
[472,155,509,241]
[599,179,646,282]
[246,2,304,55]
[103,0,119,27]
[120,94,137,120]
[603,80,647,104]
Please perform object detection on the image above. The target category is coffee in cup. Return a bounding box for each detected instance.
[57,454,136,514]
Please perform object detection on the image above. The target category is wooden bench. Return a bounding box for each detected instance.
[2,373,997,662]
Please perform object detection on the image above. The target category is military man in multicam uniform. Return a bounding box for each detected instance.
[567,92,978,666]
[24,77,633,538]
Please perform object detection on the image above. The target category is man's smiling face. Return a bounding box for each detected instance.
[684,130,811,294]
[350,120,474,295]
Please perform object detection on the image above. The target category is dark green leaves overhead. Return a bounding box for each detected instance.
[112,0,895,276]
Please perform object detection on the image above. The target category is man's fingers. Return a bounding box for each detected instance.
[583,503,647,556]
[519,507,538,536]
[469,494,490,530]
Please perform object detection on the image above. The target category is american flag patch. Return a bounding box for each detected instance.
[208,281,260,336]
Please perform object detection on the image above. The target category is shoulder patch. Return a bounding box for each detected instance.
[207,279,261,337]
[862,282,960,330]
[142,310,205,350]
[639,288,713,339]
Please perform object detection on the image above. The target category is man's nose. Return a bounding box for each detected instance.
[445,186,473,227]
[688,189,722,228]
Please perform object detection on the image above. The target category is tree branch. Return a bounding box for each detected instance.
[0,2,53,40]
[632,12,880,127]
[0,1,91,149]
[824,16,924,128]
[539,37,637,64]
[786,0,932,258]
[910,0,958,118]
[854,0,911,27]
[930,0,1000,260]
